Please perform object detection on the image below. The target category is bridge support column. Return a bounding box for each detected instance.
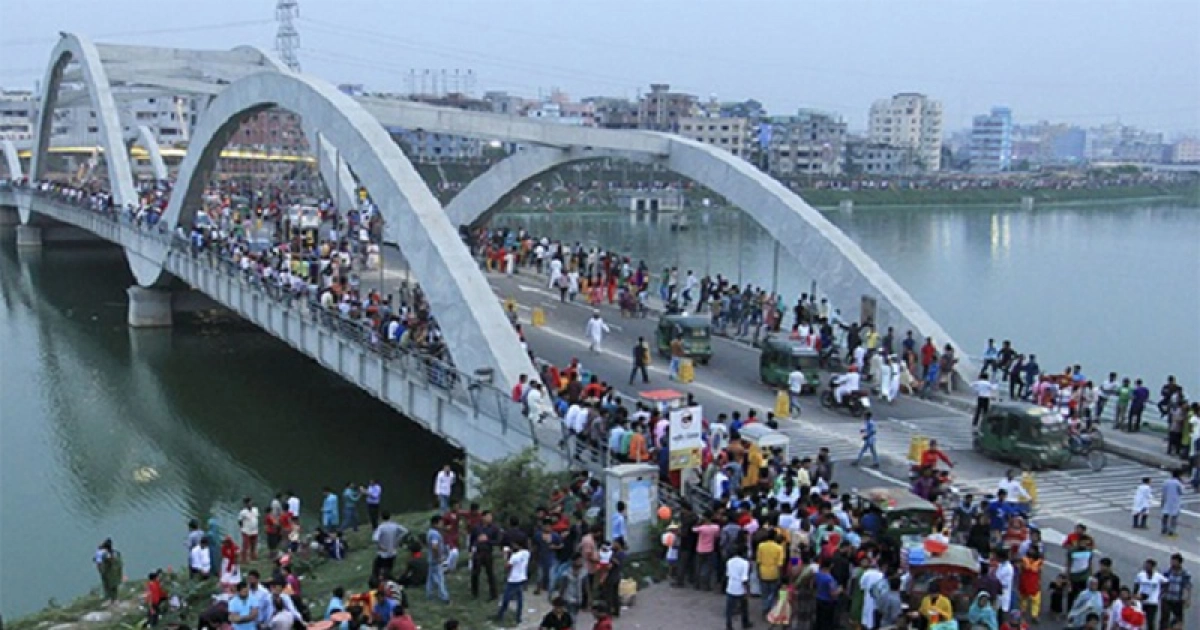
[16,224,42,248]
[127,286,173,328]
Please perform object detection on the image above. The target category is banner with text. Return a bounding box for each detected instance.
[668,405,704,470]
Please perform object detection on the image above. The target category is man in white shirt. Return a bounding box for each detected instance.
[1096,372,1119,420]
[860,558,886,629]
[189,538,212,579]
[834,367,861,405]
[285,491,300,518]
[997,469,1031,503]
[725,545,752,630]
[434,465,456,513]
[1134,558,1169,626]
[787,368,805,417]
[494,540,530,624]
[972,371,997,426]
[237,497,260,562]
[994,550,1016,613]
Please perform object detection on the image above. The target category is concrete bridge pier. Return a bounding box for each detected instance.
[127,286,173,328]
[16,224,42,248]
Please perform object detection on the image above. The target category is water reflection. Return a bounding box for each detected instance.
[0,237,454,617]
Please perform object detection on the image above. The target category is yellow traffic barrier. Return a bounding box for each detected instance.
[775,390,791,418]
[531,307,546,327]
[1021,470,1039,508]
[677,358,695,383]
[908,436,930,465]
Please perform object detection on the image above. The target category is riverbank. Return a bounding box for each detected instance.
[6,512,493,630]
[494,181,1199,214]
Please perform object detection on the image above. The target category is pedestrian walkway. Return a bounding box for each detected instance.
[954,463,1200,518]
[775,413,974,466]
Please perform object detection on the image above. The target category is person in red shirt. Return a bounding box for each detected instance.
[920,439,954,470]
[385,605,417,630]
[511,374,528,403]
[591,602,614,630]
[144,570,168,627]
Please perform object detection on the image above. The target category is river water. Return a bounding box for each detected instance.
[0,239,454,618]
[1,201,1197,617]
[500,201,1200,388]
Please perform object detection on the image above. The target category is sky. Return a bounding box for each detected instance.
[1,0,1198,135]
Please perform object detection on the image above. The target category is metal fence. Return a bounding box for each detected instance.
[11,184,541,443]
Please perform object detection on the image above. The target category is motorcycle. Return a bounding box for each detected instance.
[819,376,870,417]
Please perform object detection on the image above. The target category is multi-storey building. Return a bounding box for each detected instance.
[868,93,943,171]
[583,96,638,130]
[637,84,697,132]
[763,109,847,176]
[1171,138,1200,164]
[969,106,1013,172]
[0,90,37,143]
[677,116,751,159]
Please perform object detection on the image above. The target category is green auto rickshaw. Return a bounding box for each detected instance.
[758,337,821,393]
[655,315,713,365]
[850,488,940,544]
[973,402,1073,470]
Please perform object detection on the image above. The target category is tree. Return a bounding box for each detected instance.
[469,448,568,524]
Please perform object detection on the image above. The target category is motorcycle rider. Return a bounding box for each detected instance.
[834,365,862,406]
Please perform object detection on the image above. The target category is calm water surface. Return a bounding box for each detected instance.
[501,202,1200,388]
[0,239,454,618]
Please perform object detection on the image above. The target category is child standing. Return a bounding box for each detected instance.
[1049,572,1069,622]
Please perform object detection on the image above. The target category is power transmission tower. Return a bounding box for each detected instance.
[275,0,301,71]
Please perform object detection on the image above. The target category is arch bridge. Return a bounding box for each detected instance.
[1,33,971,464]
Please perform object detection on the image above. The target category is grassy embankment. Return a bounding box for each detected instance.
[8,512,509,630]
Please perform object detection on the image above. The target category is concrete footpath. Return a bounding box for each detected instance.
[511,581,730,630]
[489,265,1187,471]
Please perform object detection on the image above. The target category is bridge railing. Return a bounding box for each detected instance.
[8,183,542,446]
[168,242,536,441]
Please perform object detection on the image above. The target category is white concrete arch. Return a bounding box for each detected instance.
[135,125,168,181]
[159,70,534,389]
[448,133,973,380]
[445,146,656,229]
[30,33,137,209]
[1,139,22,180]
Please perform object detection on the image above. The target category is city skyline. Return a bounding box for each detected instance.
[1,0,1198,135]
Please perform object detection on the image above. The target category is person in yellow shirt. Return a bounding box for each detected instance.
[920,587,955,625]
[756,529,786,618]
[743,443,764,489]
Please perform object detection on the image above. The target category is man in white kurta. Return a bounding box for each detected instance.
[585,311,611,353]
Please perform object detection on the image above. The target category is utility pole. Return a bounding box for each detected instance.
[275,0,301,72]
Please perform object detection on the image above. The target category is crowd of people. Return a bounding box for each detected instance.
[10,176,1196,630]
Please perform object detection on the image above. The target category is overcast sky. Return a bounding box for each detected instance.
[2,0,1197,135]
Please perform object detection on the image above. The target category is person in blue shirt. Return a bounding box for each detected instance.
[611,501,628,547]
[321,487,339,530]
[853,412,880,467]
[814,559,842,630]
[426,515,450,603]
[982,339,999,378]
[986,490,1020,542]
[341,482,361,532]
[1023,355,1041,398]
[227,582,259,630]
[1130,379,1151,432]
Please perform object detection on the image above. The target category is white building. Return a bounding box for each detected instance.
[868,93,943,172]
[0,90,37,142]
[677,116,751,160]
[969,106,1013,172]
